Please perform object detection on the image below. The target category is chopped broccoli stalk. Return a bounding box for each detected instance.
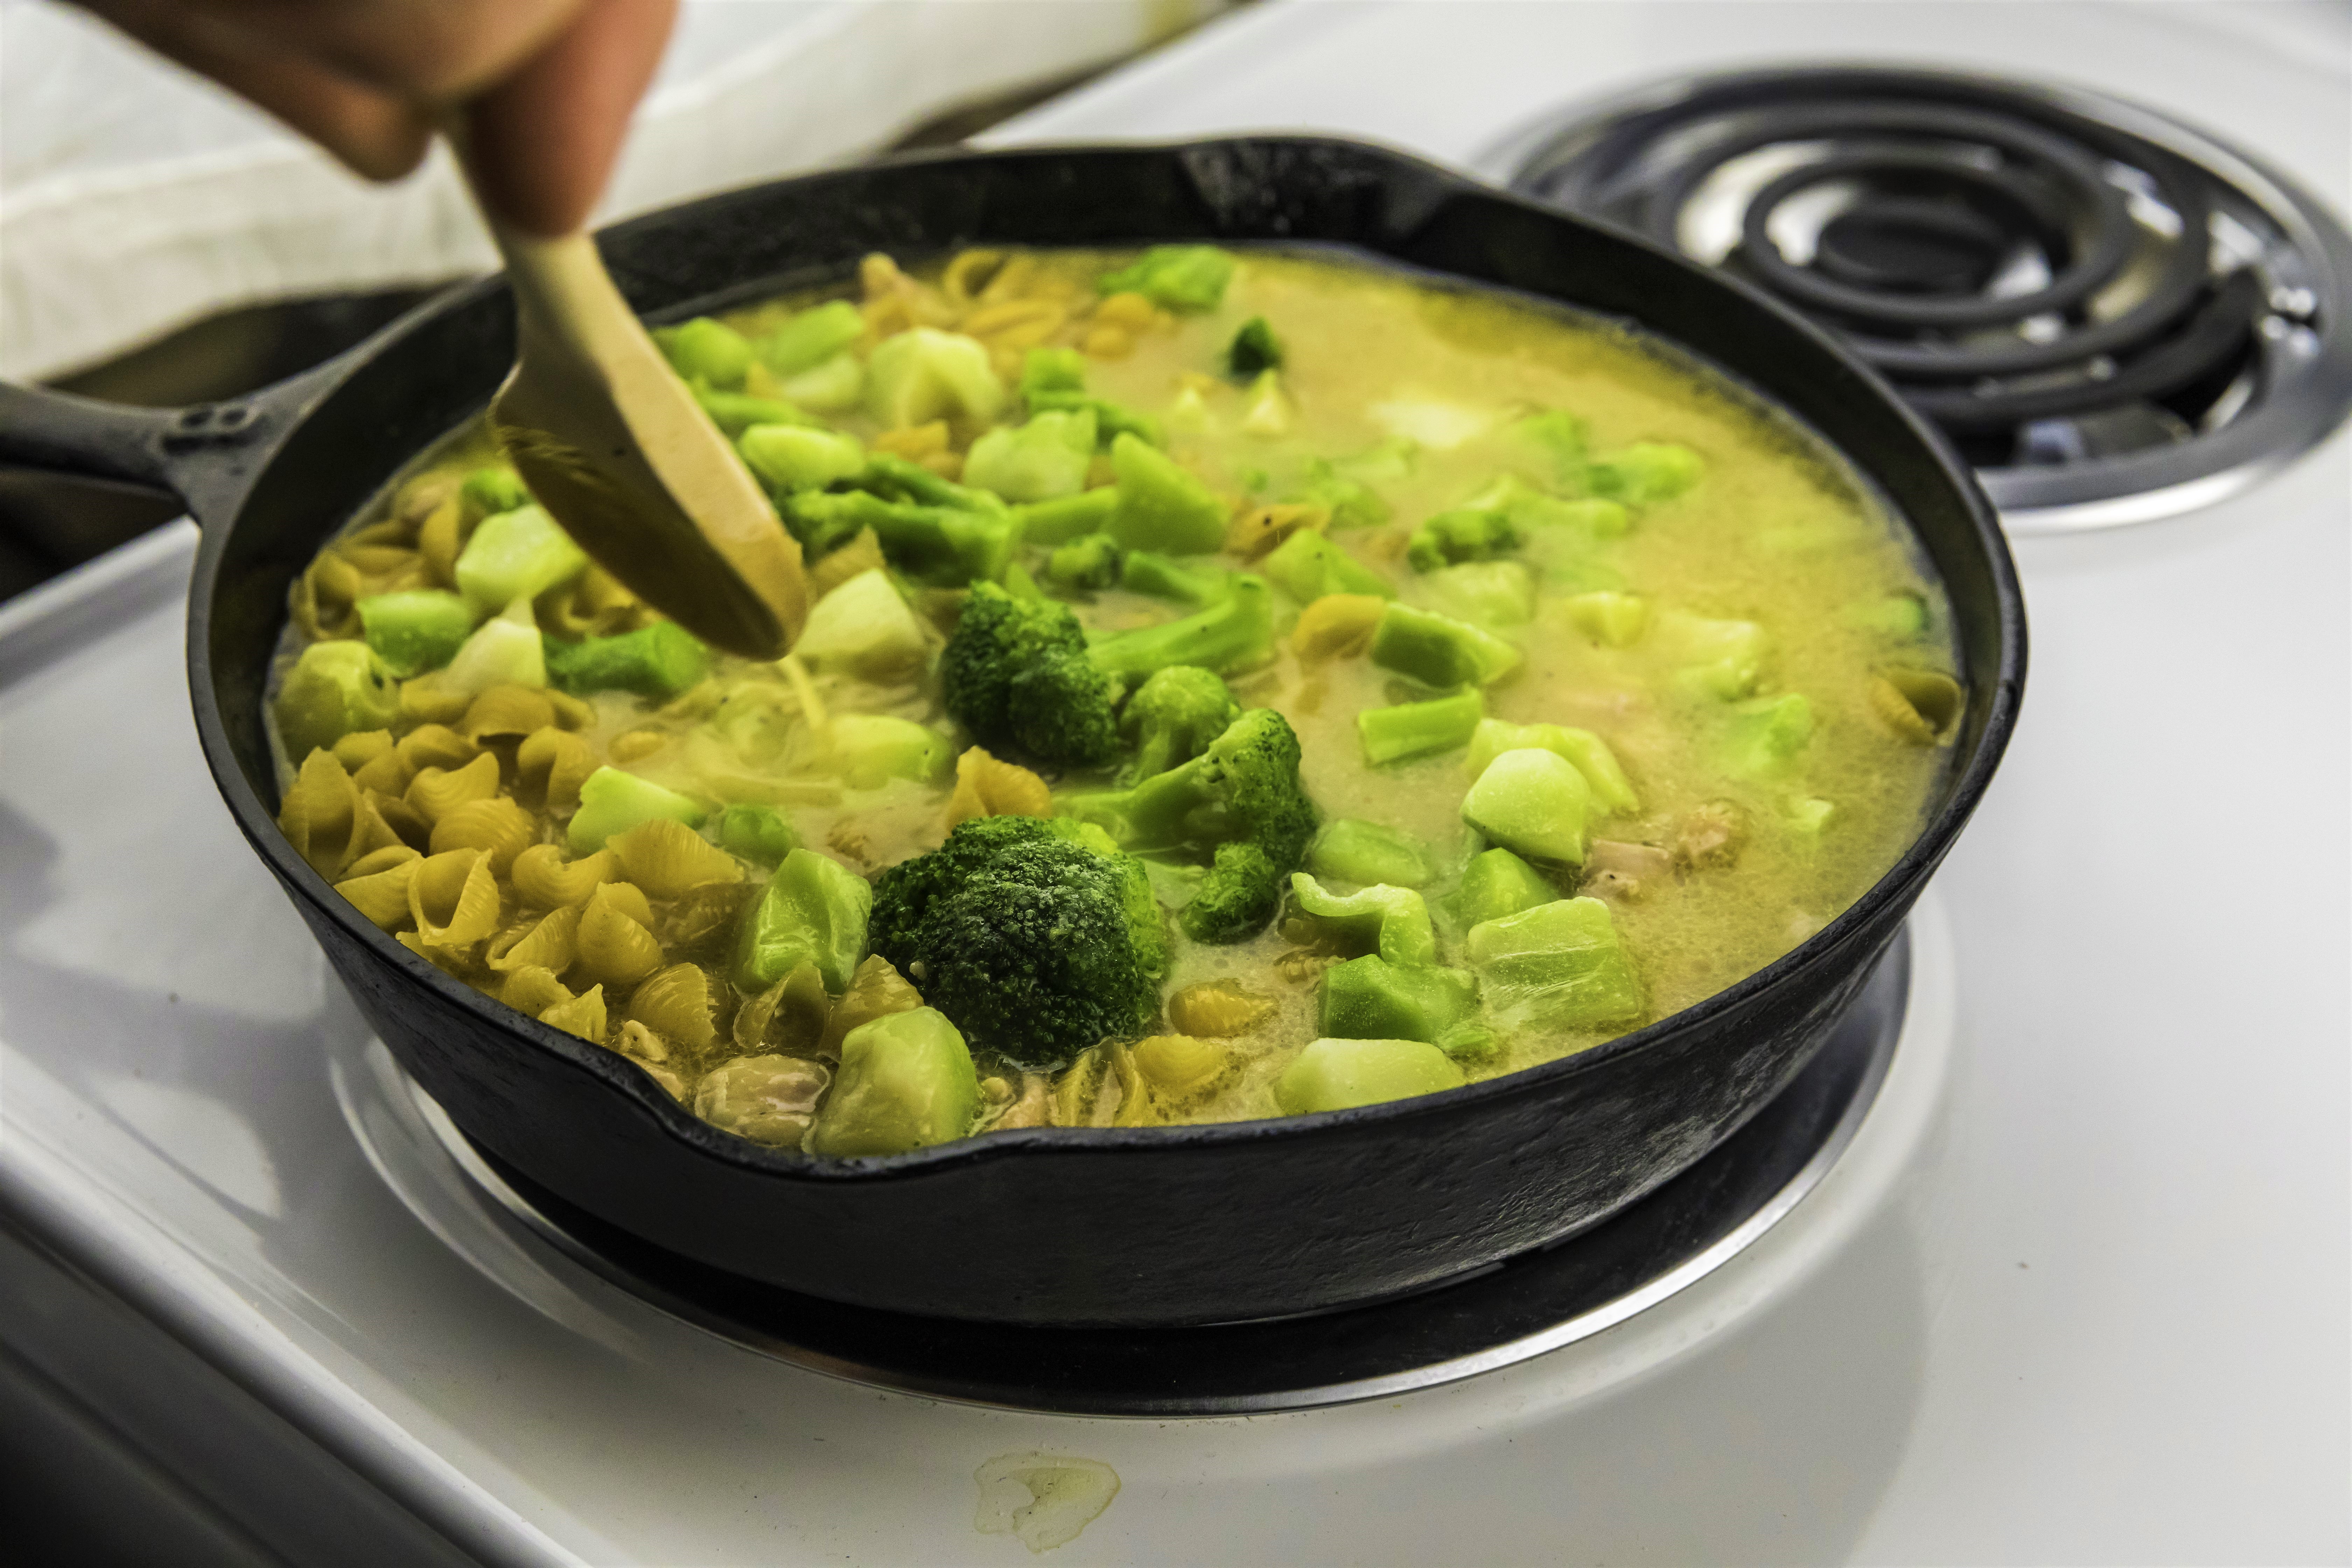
[1097,245,1236,312]
[1120,665,1240,780]
[1660,611,1769,700]
[691,383,813,438]
[1015,486,1122,547]
[461,465,531,519]
[653,316,754,389]
[803,1007,978,1157]
[1307,818,1431,887]
[1422,560,1536,629]
[867,816,1162,1069]
[792,568,927,679]
[357,589,476,678]
[776,351,864,413]
[1370,603,1524,688]
[1465,719,1638,816]
[827,714,953,789]
[440,595,548,695]
[1238,370,1293,437]
[963,408,1096,502]
[1226,315,1283,379]
[1588,442,1703,505]
[273,639,401,759]
[1120,550,1227,607]
[1261,529,1394,603]
[1461,748,1591,866]
[1288,456,1391,528]
[568,766,707,854]
[739,423,865,494]
[732,847,873,994]
[1408,504,1519,572]
[1499,409,1590,490]
[761,299,866,375]
[1181,841,1285,944]
[1440,848,1558,931]
[1106,433,1227,554]
[1064,708,1316,942]
[1027,387,1163,448]
[1006,645,1121,768]
[786,491,1018,586]
[1564,590,1649,646]
[453,504,588,611]
[1089,574,1274,680]
[1044,533,1126,594]
[1020,345,1088,401]
[545,620,710,699]
[1465,897,1643,1030]
[1274,1037,1463,1115]
[1288,873,1436,967]
[1320,955,1482,1050]
[1844,593,1929,638]
[1784,796,1836,838]
[856,451,1001,512]
[1725,694,1815,777]
[1357,689,1485,766]
[719,803,798,866]
[865,327,1005,427]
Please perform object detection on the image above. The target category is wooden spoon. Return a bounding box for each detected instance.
[452,147,806,660]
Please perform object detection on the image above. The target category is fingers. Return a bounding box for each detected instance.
[465,0,679,237]
[77,1,589,100]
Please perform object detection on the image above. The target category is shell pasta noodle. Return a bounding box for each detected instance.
[270,244,1963,1157]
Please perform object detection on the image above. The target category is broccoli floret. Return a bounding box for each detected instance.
[1006,645,1120,769]
[1182,842,1283,943]
[940,582,1118,769]
[1064,708,1316,943]
[1090,574,1275,681]
[1121,665,1240,781]
[1020,348,1164,448]
[1408,504,1520,572]
[1226,316,1283,380]
[1097,246,1236,312]
[1044,532,1126,594]
[783,490,1019,584]
[866,816,1163,1069]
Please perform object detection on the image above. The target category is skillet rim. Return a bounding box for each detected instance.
[186,133,2024,1183]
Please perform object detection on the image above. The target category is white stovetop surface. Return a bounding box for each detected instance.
[3,3,2346,1564]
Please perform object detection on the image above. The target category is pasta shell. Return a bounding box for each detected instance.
[1166,984,1275,1039]
[334,852,421,932]
[398,677,472,727]
[397,723,483,772]
[1226,502,1328,561]
[511,844,615,909]
[408,848,502,949]
[599,881,655,927]
[944,746,1052,829]
[331,729,396,772]
[391,471,456,531]
[735,963,832,1056]
[1872,668,1965,744]
[486,903,581,976]
[608,818,740,901]
[345,844,421,879]
[514,726,595,810]
[816,955,923,1057]
[1130,1035,1230,1094]
[395,930,475,977]
[298,554,363,639]
[365,789,432,851]
[539,983,607,1043]
[278,749,359,876]
[462,684,556,743]
[404,751,501,826]
[546,689,597,731]
[416,495,468,587]
[344,791,415,864]
[1292,593,1387,663]
[351,746,415,796]
[498,965,574,1016]
[615,1018,672,1064]
[627,963,716,1050]
[344,543,422,581]
[607,729,667,766]
[429,796,537,873]
[571,884,663,989]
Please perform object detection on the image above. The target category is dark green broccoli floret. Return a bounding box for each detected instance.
[1407,505,1520,571]
[1121,665,1239,781]
[866,816,1163,1069]
[1063,707,1316,943]
[1226,316,1283,379]
[1044,533,1125,594]
[1182,842,1282,943]
[1006,645,1120,769]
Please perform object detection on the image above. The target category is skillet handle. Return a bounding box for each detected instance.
[0,377,314,526]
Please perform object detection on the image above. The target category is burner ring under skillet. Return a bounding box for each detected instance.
[409,935,1915,1417]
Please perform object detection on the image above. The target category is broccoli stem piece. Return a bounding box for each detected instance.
[545,621,710,700]
[1120,550,1228,607]
[568,766,707,854]
[1461,748,1591,867]
[1370,603,1524,688]
[865,327,1005,427]
[1319,955,1481,1048]
[1357,689,1485,766]
[1287,873,1436,967]
[1015,487,1122,547]
[785,491,1018,586]
[1439,847,1558,931]
[1097,245,1236,312]
[1407,505,1519,572]
[691,383,814,438]
[1588,442,1703,505]
[1106,433,1228,554]
[1307,819,1431,888]
[1261,529,1395,603]
[1090,574,1274,680]
[733,847,873,994]
[1465,896,1643,1030]
[1465,719,1638,816]
[718,803,798,866]
[1044,533,1126,595]
[760,300,865,375]
[962,408,1096,502]
[453,504,588,612]
[1274,1037,1462,1115]
[273,640,401,760]
[1021,346,1164,447]
[738,424,865,495]
[357,589,476,678]
[803,1007,979,1157]
[653,317,754,388]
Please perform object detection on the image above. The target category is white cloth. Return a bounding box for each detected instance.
[0,0,1214,381]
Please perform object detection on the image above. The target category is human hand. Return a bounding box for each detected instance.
[69,0,678,236]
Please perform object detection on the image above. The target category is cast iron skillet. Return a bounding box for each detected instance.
[0,138,2023,1327]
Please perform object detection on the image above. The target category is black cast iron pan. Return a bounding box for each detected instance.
[0,138,2023,1327]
